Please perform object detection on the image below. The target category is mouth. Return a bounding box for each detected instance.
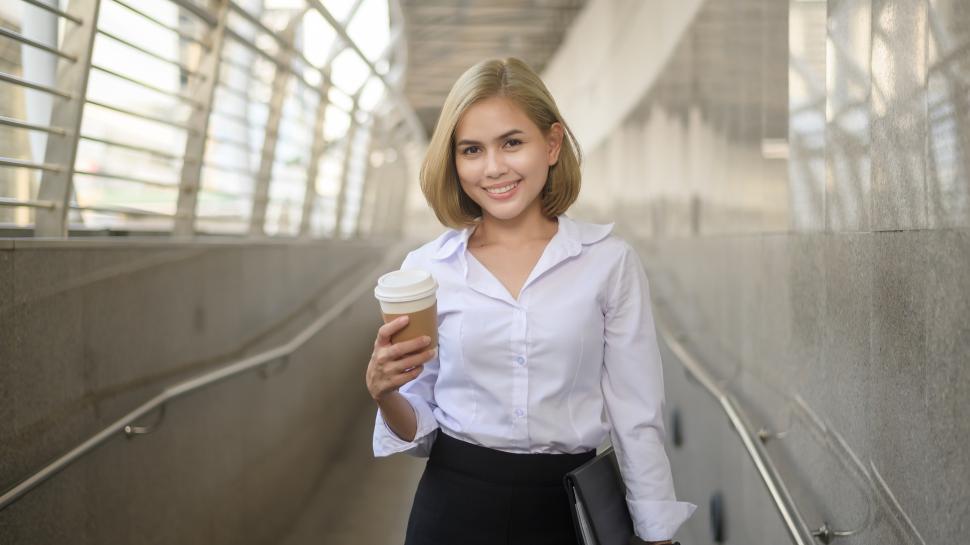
[482,180,521,199]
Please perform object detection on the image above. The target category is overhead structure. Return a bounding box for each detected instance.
[398,0,587,135]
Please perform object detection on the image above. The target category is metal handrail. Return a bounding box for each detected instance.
[90,64,204,107]
[653,312,818,545]
[0,71,74,100]
[84,99,199,133]
[0,157,63,172]
[21,0,84,24]
[0,244,405,511]
[95,29,206,79]
[0,115,68,135]
[0,27,77,61]
[110,0,211,50]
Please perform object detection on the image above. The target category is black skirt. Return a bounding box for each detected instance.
[404,431,596,545]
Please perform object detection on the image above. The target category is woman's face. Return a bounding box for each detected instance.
[453,96,563,223]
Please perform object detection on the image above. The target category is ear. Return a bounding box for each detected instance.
[546,122,564,166]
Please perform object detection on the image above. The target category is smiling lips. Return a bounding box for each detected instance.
[484,180,521,198]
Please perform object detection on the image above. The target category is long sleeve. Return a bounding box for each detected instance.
[372,251,441,458]
[601,242,696,541]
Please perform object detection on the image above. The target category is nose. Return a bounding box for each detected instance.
[484,150,507,179]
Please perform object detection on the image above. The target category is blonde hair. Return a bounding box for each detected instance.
[419,57,582,229]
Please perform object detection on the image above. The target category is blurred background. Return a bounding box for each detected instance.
[0,0,966,544]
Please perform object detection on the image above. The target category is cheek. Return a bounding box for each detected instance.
[455,159,481,184]
[509,149,549,178]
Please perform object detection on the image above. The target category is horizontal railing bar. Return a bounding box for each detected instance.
[226,1,291,56]
[90,64,203,107]
[79,135,183,163]
[209,106,252,127]
[198,187,253,199]
[168,0,217,27]
[70,202,175,218]
[654,313,816,545]
[96,29,204,80]
[215,79,258,102]
[0,196,56,210]
[0,115,68,135]
[202,160,255,176]
[221,28,353,102]
[218,53,261,77]
[0,250,400,511]
[74,169,245,200]
[74,169,180,190]
[0,157,63,172]
[21,0,84,25]
[191,213,248,223]
[0,71,74,100]
[109,0,211,50]
[85,99,198,133]
[207,133,254,151]
[217,52,272,86]
[0,27,77,61]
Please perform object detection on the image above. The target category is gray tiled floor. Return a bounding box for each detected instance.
[278,406,426,545]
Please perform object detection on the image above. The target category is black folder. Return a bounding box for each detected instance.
[563,446,635,545]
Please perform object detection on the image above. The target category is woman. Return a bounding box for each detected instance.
[366,57,695,545]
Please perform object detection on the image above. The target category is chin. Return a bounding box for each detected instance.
[482,207,528,221]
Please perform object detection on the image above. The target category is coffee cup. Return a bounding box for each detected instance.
[374,268,438,350]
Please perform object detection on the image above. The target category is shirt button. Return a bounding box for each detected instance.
[515,356,525,366]
[515,408,525,418]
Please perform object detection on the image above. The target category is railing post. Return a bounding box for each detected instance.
[248,21,300,236]
[352,117,379,239]
[298,72,332,237]
[334,93,361,239]
[33,0,100,237]
[173,0,229,238]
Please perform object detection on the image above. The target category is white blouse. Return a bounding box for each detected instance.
[372,213,696,541]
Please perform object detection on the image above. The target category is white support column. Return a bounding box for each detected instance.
[173,0,230,237]
[298,73,332,237]
[247,23,298,236]
[333,93,361,239]
[33,0,101,237]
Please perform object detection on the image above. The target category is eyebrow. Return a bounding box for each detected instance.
[455,129,524,147]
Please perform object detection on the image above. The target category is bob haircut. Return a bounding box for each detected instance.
[419,57,582,229]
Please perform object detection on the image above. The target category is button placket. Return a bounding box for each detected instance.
[509,304,530,446]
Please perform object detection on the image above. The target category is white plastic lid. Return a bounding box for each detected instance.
[374,269,438,302]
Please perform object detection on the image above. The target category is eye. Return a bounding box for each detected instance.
[460,145,481,155]
[504,138,522,148]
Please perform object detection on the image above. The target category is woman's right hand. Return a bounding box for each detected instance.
[366,315,436,402]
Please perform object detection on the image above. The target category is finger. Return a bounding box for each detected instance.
[385,349,435,374]
[375,315,409,347]
[378,336,430,364]
[390,364,425,387]
[390,335,433,359]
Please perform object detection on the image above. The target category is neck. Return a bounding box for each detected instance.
[472,206,558,248]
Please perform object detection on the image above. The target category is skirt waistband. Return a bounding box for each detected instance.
[428,431,596,486]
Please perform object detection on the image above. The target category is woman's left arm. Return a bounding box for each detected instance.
[601,241,697,543]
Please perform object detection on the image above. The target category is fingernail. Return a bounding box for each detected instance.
[423,336,431,344]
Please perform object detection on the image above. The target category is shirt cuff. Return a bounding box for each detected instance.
[372,391,439,458]
[628,498,698,542]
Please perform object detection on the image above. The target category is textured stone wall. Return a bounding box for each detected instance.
[548,0,970,543]
[0,239,400,544]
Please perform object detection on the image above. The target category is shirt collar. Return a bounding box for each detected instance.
[430,213,614,262]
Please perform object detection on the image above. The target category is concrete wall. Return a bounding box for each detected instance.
[546,0,969,543]
[0,238,405,544]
